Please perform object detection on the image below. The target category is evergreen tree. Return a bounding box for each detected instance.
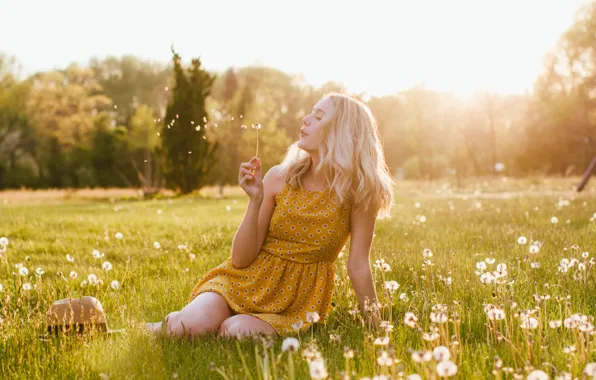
[161,47,218,193]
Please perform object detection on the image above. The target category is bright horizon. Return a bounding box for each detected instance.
[2,0,588,99]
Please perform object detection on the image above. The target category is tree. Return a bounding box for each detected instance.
[160,47,218,194]
[129,104,161,195]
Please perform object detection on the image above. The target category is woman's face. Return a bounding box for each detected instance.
[298,97,331,153]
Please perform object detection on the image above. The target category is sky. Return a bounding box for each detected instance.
[1,0,589,99]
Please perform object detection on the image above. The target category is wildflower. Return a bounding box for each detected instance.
[582,252,590,258]
[485,258,496,265]
[404,312,418,328]
[306,312,320,324]
[379,321,394,333]
[487,308,505,321]
[308,357,328,380]
[432,346,451,362]
[529,245,540,254]
[476,261,487,271]
[583,363,596,377]
[92,249,104,259]
[551,216,558,224]
[436,360,458,376]
[0,237,8,246]
[400,293,410,302]
[527,370,548,380]
[102,262,112,271]
[423,248,433,258]
[66,254,74,262]
[549,320,562,329]
[153,242,161,249]
[422,331,440,341]
[430,311,448,324]
[377,351,394,366]
[22,283,32,291]
[343,347,354,358]
[19,267,28,276]
[530,262,541,269]
[518,236,527,245]
[69,271,78,279]
[115,232,123,240]
[88,274,99,285]
[225,205,232,212]
[282,337,300,352]
[110,280,120,290]
[373,336,390,346]
[189,254,196,261]
[411,350,432,363]
[35,267,45,276]
[520,316,538,329]
[292,321,304,332]
[385,280,400,293]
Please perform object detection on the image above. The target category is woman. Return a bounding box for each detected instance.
[146,92,395,338]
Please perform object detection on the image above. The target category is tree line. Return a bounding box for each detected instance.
[1,2,596,193]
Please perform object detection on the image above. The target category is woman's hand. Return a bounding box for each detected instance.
[238,156,263,201]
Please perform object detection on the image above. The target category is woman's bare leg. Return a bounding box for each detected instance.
[146,292,234,337]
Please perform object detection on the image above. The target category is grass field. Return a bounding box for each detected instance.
[1,177,596,379]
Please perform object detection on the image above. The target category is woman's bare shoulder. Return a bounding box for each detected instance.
[263,164,286,199]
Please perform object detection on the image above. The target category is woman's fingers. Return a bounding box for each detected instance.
[240,168,253,176]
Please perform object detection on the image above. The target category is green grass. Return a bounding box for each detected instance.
[2,178,596,379]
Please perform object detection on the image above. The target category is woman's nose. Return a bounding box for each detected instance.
[302,116,309,125]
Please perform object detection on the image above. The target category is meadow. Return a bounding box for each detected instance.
[1,177,596,379]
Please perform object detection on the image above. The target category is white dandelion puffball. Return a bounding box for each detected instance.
[19,267,28,276]
[225,205,232,212]
[69,271,78,279]
[281,337,299,352]
[115,232,123,240]
[66,254,74,262]
[309,357,328,380]
[102,261,112,271]
[0,237,8,246]
[22,283,32,291]
[432,346,451,362]
[436,360,458,376]
[551,216,558,224]
[92,249,104,259]
[306,311,320,323]
[517,236,527,245]
[527,369,549,380]
[110,280,120,290]
[35,267,45,276]
[153,241,161,249]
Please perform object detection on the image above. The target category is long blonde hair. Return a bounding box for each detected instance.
[277,92,395,219]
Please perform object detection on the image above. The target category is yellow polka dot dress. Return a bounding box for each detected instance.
[189,182,352,335]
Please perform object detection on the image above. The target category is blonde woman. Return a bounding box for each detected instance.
[146,92,395,338]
